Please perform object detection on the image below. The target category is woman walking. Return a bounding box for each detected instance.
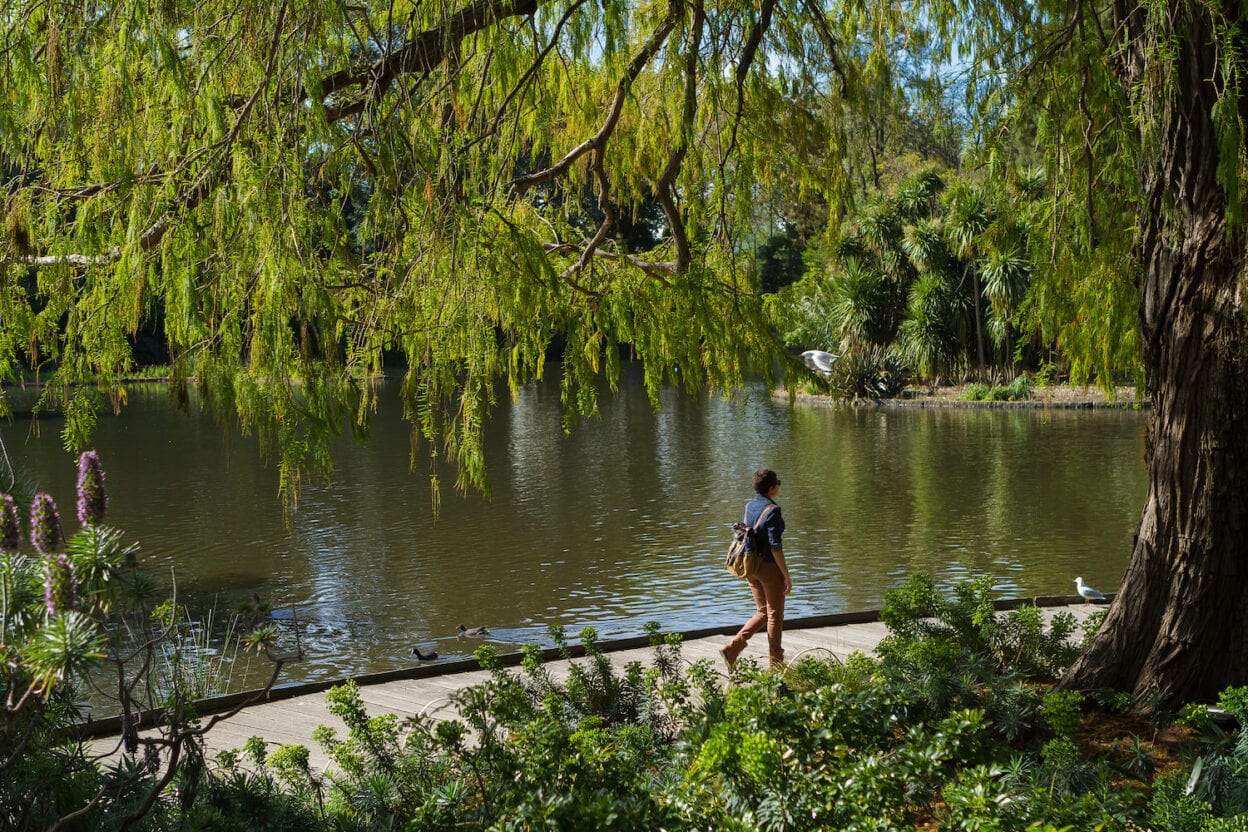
[720,468,792,672]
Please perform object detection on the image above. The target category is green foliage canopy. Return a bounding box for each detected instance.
[3,0,1243,502]
[0,0,865,498]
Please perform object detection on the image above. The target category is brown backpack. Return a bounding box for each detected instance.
[725,503,777,579]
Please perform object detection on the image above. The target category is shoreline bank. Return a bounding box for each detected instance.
[776,383,1151,410]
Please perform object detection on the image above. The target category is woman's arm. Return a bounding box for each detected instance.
[772,548,792,594]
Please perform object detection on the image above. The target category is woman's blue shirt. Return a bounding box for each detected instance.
[744,493,785,558]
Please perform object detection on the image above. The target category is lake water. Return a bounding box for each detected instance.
[4,368,1148,693]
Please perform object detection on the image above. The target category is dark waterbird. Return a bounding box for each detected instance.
[411,647,439,660]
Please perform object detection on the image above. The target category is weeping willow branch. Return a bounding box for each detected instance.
[319,0,539,121]
[722,0,776,166]
[799,0,848,94]
[5,0,542,273]
[543,243,675,283]
[651,0,704,274]
[509,0,682,279]
[469,0,589,152]
[3,0,291,272]
[507,0,681,198]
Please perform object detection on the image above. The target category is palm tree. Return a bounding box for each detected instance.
[980,248,1031,375]
[893,169,945,221]
[899,270,967,382]
[944,184,992,378]
[829,258,893,348]
[898,216,970,383]
[901,217,947,273]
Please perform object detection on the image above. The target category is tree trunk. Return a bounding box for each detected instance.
[1062,4,1248,707]
[970,263,987,379]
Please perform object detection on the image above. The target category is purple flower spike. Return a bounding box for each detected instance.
[30,493,63,555]
[76,450,108,526]
[44,551,76,615]
[0,494,19,552]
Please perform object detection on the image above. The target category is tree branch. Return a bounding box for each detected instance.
[320,0,539,122]
[800,0,848,95]
[9,0,541,273]
[544,242,677,281]
[469,0,589,151]
[651,0,704,274]
[506,0,681,198]
[722,0,777,165]
[4,1,290,272]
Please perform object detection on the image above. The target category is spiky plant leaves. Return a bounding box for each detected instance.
[901,217,949,272]
[819,344,910,400]
[22,610,105,689]
[980,250,1031,317]
[829,260,894,348]
[944,183,992,259]
[64,524,137,615]
[0,550,42,639]
[240,622,280,654]
[899,270,965,380]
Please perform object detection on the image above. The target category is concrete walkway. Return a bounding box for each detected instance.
[88,602,1103,771]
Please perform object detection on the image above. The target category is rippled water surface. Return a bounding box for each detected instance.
[6,370,1148,692]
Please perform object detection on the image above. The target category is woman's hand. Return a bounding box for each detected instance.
[773,548,792,595]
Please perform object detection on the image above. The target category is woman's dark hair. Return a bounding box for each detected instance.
[752,468,779,494]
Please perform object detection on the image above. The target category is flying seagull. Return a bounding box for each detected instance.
[800,350,838,375]
[1074,577,1107,604]
[458,624,490,637]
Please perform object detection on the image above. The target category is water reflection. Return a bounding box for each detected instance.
[5,370,1147,693]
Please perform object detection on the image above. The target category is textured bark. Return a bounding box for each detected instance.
[1062,4,1248,706]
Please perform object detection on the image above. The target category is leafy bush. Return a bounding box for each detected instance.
[212,576,1188,830]
[877,574,1081,683]
[821,345,911,400]
[962,381,993,400]
[961,375,1034,401]
[997,375,1034,400]
[1,453,286,831]
[17,552,1248,831]
[1042,690,1085,737]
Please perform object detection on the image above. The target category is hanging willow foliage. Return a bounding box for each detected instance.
[0,0,860,501]
[3,0,1245,517]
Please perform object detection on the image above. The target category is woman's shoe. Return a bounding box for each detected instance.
[768,652,786,673]
[720,639,746,670]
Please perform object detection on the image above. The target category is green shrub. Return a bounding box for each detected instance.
[1041,690,1085,737]
[821,345,911,400]
[878,574,1081,686]
[937,764,1029,831]
[993,375,1034,400]
[37,570,1246,831]
[962,382,992,401]
[961,376,1033,402]
[1150,771,1218,832]
[1218,687,1248,723]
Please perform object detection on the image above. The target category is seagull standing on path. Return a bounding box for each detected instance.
[1074,577,1107,604]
